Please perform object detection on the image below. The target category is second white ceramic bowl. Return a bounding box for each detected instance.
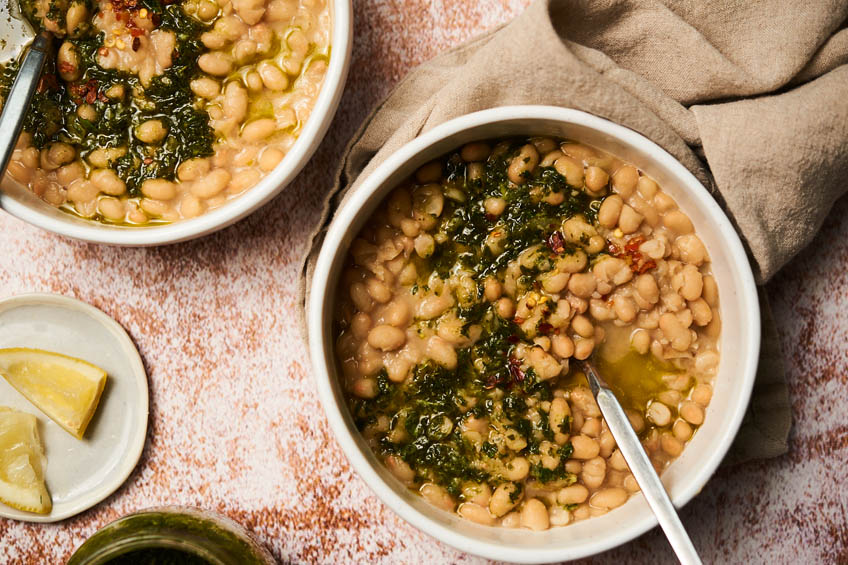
[0,0,352,245]
[308,106,759,563]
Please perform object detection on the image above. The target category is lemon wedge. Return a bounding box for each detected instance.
[0,348,107,440]
[0,407,51,514]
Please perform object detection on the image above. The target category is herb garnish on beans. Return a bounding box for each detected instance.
[334,137,720,530]
[1,0,330,224]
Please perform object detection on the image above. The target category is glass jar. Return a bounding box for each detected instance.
[67,506,277,565]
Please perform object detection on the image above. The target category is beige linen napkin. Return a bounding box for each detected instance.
[303,0,848,461]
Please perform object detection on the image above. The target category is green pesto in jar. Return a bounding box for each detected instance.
[104,548,213,565]
[0,0,214,200]
[67,509,272,565]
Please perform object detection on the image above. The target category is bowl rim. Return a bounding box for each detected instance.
[0,0,353,246]
[307,105,760,563]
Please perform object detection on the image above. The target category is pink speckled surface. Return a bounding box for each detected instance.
[1,1,847,563]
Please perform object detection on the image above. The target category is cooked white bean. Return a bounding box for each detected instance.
[426,336,457,369]
[178,158,211,182]
[258,62,289,91]
[367,325,405,351]
[415,161,442,184]
[551,334,574,359]
[571,434,600,460]
[673,420,693,442]
[618,204,643,234]
[568,273,596,298]
[259,148,285,172]
[677,234,708,265]
[612,165,638,197]
[458,502,495,525]
[504,457,530,481]
[385,455,415,484]
[581,457,607,489]
[90,169,126,196]
[490,483,521,517]
[554,155,584,187]
[590,488,627,510]
[420,483,456,512]
[141,179,177,200]
[660,312,691,351]
[242,119,277,142]
[664,210,694,234]
[97,197,125,221]
[57,42,81,81]
[192,169,232,198]
[557,484,589,505]
[223,82,248,122]
[647,401,672,427]
[508,144,540,184]
[198,52,233,76]
[584,166,609,193]
[460,142,491,162]
[136,119,168,144]
[520,499,549,531]
[598,194,623,227]
[679,401,705,425]
[573,337,595,360]
[191,77,221,99]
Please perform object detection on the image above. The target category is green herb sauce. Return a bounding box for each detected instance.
[0,0,214,197]
[104,548,213,565]
[347,142,607,495]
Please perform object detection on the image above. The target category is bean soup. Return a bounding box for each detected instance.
[333,137,720,531]
[0,0,330,224]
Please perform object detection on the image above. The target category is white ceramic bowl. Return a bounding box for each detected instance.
[308,106,759,563]
[0,0,352,245]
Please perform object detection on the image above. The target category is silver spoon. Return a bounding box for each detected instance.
[0,0,49,178]
[578,358,702,565]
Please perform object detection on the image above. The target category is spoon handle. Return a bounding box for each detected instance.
[581,360,703,565]
[0,33,49,177]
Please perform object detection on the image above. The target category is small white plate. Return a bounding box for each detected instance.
[0,293,149,522]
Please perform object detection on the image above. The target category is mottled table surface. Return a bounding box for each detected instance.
[2,1,846,563]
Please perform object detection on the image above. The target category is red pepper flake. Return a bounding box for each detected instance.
[37,73,58,93]
[129,27,144,37]
[513,317,525,325]
[68,79,101,104]
[151,12,161,26]
[546,230,566,254]
[507,335,519,344]
[483,374,501,390]
[98,47,110,57]
[607,234,656,274]
[508,356,525,383]
[625,234,646,253]
[59,61,76,75]
[143,157,153,165]
[485,213,497,222]
[636,259,656,274]
[132,37,141,51]
[538,322,553,335]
